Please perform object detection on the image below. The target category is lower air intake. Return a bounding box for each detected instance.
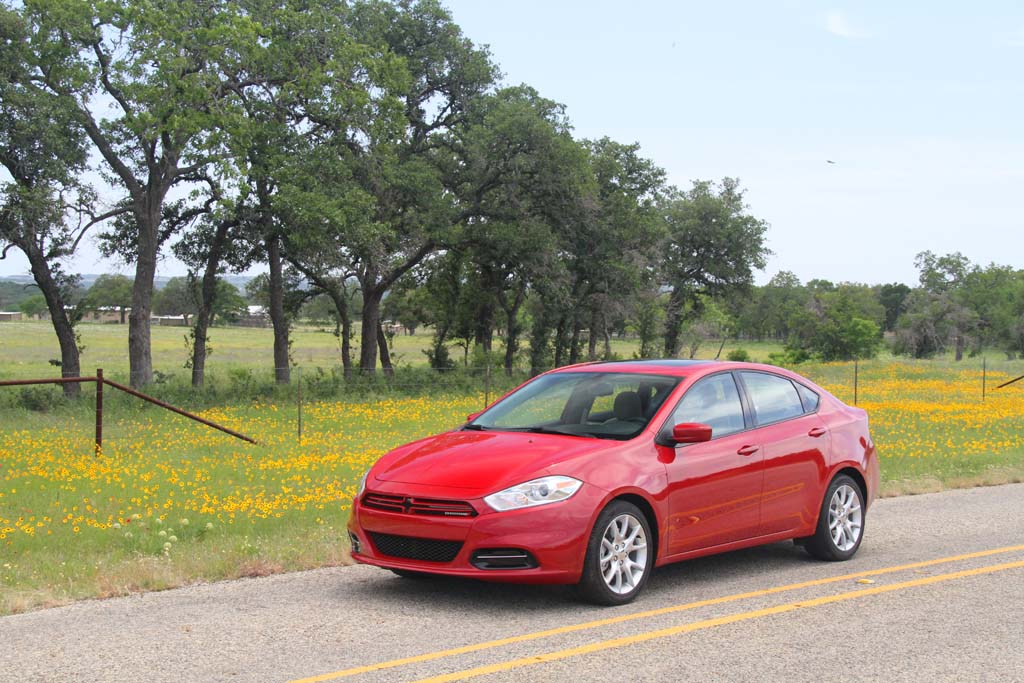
[368,532,463,563]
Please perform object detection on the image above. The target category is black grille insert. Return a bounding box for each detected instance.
[363,493,477,518]
[368,532,463,563]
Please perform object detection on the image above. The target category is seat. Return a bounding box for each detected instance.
[613,391,643,421]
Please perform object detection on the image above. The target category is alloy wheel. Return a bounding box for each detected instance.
[599,513,649,595]
[828,484,863,551]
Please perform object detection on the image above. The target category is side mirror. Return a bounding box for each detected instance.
[466,411,482,422]
[671,422,713,444]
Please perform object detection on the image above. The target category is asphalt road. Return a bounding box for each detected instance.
[2,484,1022,683]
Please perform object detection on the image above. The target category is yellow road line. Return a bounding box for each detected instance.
[290,544,1024,683]
[414,559,1024,683]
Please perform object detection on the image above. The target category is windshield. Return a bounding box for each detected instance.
[467,372,681,440]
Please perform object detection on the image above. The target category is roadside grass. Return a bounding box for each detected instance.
[0,393,483,614]
[1,352,1022,615]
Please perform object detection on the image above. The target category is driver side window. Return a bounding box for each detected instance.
[669,373,746,438]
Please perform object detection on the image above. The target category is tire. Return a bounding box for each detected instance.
[804,474,865,561]
[577,500,653,606]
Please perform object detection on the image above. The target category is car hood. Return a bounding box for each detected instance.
[371,429,620,494]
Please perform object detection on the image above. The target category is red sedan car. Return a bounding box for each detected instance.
[347,360,878,605]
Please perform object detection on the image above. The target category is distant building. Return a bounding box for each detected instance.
[0,311,23,322]
[237,305,270,328]
[151,315,189,327]
[88,307,128,324]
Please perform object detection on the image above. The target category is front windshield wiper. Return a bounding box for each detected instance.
[463,423,490,431]
[511,426,598,438]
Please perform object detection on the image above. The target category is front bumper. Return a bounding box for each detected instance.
[347,482,606,584]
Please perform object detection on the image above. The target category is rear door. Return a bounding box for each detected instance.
[737,371,830,536]
[661,372,764,555]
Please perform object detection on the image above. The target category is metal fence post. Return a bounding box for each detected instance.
[853,360,859,406]
[982,357,987,402]
[95,368,103,456]
[484,361,491,409]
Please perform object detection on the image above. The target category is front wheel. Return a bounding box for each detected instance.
[577,500,653,606]
[804,474,865,561]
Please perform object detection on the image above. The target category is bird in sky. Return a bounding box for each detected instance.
[826,160,836,164]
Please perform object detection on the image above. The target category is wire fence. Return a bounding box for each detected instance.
[3,356,1023,454]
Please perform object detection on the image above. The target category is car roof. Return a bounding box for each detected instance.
[553,359,720,377]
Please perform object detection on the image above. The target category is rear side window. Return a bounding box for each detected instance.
[668,373,746,438]
[795,383,820,412]
[741,372,804,425]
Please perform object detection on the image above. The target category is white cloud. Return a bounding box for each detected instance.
[824,10,861,39]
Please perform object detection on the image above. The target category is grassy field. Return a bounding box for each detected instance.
[0,320,786,381]
[2,320,1023,614]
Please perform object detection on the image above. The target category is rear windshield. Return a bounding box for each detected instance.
[467,372,681,441]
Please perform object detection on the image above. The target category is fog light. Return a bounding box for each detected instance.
[348,531,362,554]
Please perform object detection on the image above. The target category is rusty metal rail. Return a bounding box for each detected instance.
[0,369,258,454]
[995,374,1024,390]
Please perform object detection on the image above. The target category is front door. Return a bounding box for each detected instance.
[661,372,764,556]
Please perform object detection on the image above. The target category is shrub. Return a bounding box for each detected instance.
[726,348,750,362]
[18,386,63,413]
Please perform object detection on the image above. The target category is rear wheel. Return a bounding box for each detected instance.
[804,474,865,561]
[577,500,652,605]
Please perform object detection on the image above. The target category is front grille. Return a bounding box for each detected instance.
[363,492,477,518]
[471,548,538,570]
[368,532,463,563]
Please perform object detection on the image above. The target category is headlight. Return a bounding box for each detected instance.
[356,470,370,497]
[483,476,583,512]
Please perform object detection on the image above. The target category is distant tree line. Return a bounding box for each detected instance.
[3,2,1019,400]
[721,251,1024,364]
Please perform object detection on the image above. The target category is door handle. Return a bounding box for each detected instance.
[737,445,759,456]
[808,427,827,438]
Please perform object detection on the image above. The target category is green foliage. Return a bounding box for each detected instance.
[726,348,750,362]
[17,294,47,317]
[630,290,665,359]
[786,285,884,361]
[877,282,911,332]
[661,178,771,357]
[17,385,63,412]
[82,274,133,320]
[0,281,39,310]
[766,347,812,367]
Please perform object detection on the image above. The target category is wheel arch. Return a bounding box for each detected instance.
[833,466,868,505]
[608,492,660,564]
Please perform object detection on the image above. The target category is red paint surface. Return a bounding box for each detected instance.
[348,361,877,584]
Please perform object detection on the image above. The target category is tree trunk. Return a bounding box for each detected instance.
[474,299,494,353]
[325,287,352,377]
[266,234,290,383]
[587,309,599,361]
[377,323,394,377]
[119,306,126,324]
[128,219,158,388]
[955,334,964,362]
[568,318,582,365]
[359,285,382,373]
[554,316,568,368]
[603,322,612,360]
[663,287,687,358]
[25,246,81,398]
[190,220,229,388]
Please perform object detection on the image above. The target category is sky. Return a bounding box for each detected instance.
[2,0,1022,286]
